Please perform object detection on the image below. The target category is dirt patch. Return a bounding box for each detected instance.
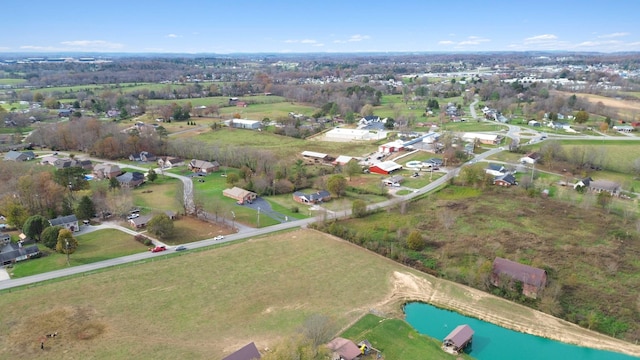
[5,305,107,355]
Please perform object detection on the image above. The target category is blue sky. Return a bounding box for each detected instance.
[2,0,639,54]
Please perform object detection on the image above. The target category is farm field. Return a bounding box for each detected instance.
[1,229,637,359]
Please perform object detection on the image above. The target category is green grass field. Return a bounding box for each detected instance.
[9,229,146,278]
[340,314,472,360]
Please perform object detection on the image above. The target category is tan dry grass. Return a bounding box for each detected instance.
[1,229,638,359]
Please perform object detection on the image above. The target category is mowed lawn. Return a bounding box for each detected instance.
[0,230,402,359]
[9,229,146,278]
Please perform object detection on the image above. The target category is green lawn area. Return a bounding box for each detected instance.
[9,229,147,278]
[132,177,182,213]
[0,78,26,85]
[341,314,473,360]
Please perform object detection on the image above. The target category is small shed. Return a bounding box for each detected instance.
[442,324,474,355]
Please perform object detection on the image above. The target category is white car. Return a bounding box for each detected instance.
[213,235,225,241]
[127,214,140,220]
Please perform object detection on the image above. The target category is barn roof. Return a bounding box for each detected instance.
[222,342,261,360]
[444,324,474,348]
[493,257,547,287]
[371,161,402,172]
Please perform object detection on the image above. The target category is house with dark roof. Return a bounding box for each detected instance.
[116,172,145,188]
[442,324,474,355]
[383,175,404,186]
[485,163,507,176]
[519,152,541,164]
[292,190,331,204]
[0,240,40,266]
[326,337,361,360]
[222,342,261,360]
[492,257,547,299]
[49,214,79,232]
[129,151,157,162]
[493,173,517,187]
[4,150,29,162]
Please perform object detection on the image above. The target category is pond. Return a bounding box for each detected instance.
[404,302,639,360]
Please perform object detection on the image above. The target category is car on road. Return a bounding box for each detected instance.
[174,245,187,251]
[150,245,166,253]
[213,235,225,241]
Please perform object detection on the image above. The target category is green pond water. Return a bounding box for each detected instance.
[404,302,639,360]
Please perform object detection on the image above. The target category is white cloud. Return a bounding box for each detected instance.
[597,32,629,38]
[60,40,124,49]
[284,39,297,43]
[524,34,558,43]
[166,34,180,38]
[348,34,370,42]
[301,39,317,44]
[438,36,489,47]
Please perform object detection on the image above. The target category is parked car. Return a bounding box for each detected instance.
[213,235,225,241]
[150,245,166,253]
[127,213,140,220]
[174,245,187,251]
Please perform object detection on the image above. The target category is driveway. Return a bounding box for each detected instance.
[240,197,290,223]
[0,267,10,281]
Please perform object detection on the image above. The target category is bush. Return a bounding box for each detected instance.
[291,206,299,213]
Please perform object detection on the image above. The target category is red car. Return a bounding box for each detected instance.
[150,245,166,253]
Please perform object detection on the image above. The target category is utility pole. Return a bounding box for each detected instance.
[256,207,260,228]
[65,239,70,266]
[231,211,235,231]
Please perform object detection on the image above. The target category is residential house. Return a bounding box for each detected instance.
[369,161,402,175]
[0,240,40,266]
[52,158,92,170]
[188,159,219,173]
[588,179,621,197]
[485,163,507,176]
[326,337,361,360]
[129,151,157,162]
[573,177,592,191]
[158,156,184,169]
[222,342,261,360]
[292,190,331,204]
[116,172,145,188]
[40,155,59,166]
[383,175,404,186]
[612,125,634,133]
[129,214,152,229]
[164,210,177,220]
[93,163,122,179]
[492,257,547,299]
[528,120,541,127]
[22,151,36,160]
[58,109,73,117]
[4,150,29,162]
[49,214,80,232]
[519,152,541,164]
[223,187,257,205]
[494,173,517,187]
[442,324,474,355]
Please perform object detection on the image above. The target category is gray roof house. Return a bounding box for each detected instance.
[588,179,621,197]
[116,172,145,188]
[0,240,40,266]
[4,150,29,162]
[49,214,80,232]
